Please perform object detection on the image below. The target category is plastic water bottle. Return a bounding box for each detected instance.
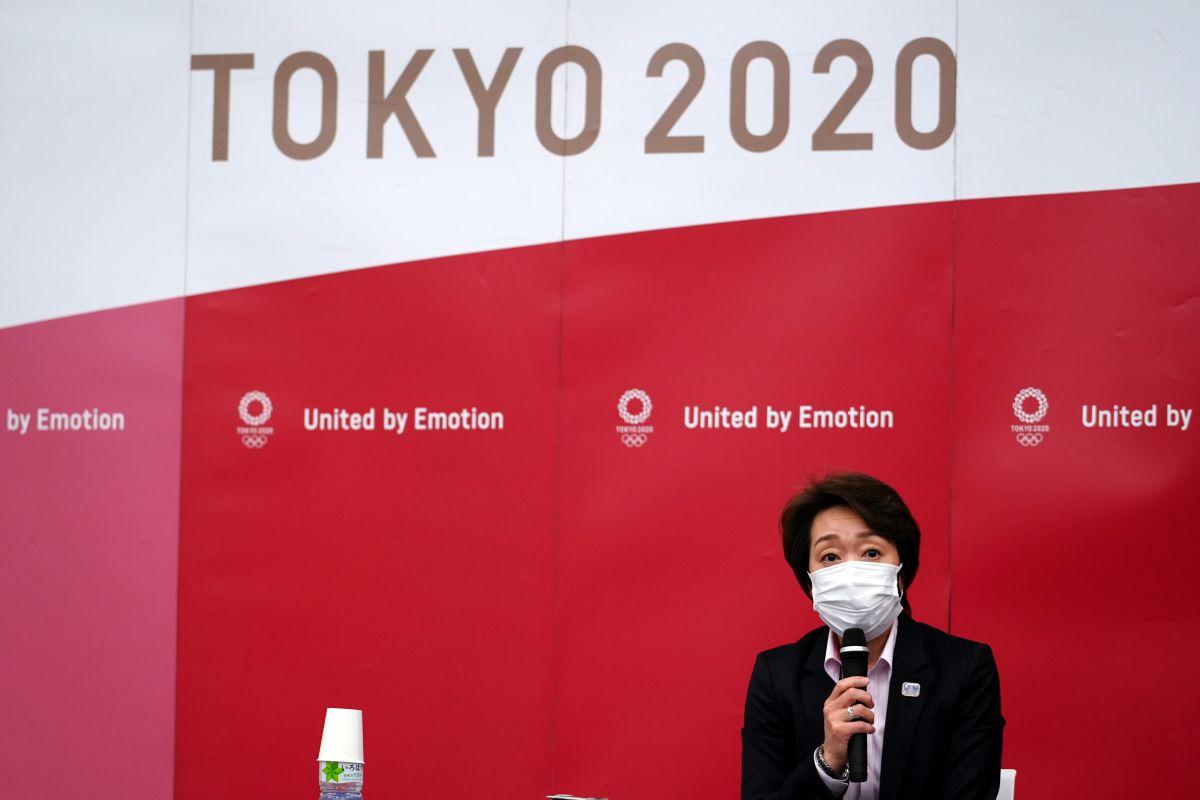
[317,708,365,799]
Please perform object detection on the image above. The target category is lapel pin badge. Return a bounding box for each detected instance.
[901,682,921,697]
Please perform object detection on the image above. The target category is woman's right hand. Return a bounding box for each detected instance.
[821,676,876,772]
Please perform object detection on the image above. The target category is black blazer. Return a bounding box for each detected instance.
[741,613,1004,800]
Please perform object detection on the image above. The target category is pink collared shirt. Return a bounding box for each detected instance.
[812,622,898,799]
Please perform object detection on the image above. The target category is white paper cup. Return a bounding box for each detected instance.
[317,707,364,763]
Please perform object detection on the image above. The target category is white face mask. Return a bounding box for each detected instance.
[807,560,904,641]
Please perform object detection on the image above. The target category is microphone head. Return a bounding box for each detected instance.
[842,627,867,648]
[838,627,869,680]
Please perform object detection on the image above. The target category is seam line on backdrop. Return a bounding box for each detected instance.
[947,0,961,635]
[173,0,198,796]
[550,0,572,791]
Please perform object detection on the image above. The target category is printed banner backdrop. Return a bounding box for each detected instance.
[1,3,189,799]
[1,2,1198,800]
[0,302,183,800]
[554,207,954,798]
[175,246,562,798]
[950,182,1200,794]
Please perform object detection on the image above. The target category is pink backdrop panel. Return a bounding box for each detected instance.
[554,204,955,799]
[951,182,1200,795]
[0,300,182,800]
[175,248,561,800]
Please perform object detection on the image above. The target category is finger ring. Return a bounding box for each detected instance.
[846,706,858,722]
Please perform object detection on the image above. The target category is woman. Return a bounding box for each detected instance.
[741,472,1003,800]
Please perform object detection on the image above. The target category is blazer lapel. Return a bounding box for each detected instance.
[798,627,835,756]
[879,614,932,800]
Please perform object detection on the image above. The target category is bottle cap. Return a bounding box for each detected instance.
[317,707,364,763]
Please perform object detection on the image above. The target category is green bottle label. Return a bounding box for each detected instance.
[319,760,363,785]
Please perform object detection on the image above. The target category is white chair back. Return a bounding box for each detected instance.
[996,768,1016,800]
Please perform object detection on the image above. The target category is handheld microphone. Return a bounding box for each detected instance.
[839,627,869,783]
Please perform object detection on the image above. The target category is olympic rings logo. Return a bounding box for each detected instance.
[1012,387,1048,424]
[1015,432,1043,447]
[621,433,648,448]
[618,388,652,424]
[239,391,274,426]
[241,434,269,449]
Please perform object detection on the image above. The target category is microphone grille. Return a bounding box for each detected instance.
[842,627,867,647]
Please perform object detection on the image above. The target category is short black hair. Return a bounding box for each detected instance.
[780,471,921,607]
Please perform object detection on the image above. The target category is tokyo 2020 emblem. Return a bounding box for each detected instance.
[617,388,654,448]
[1011,387,1049,447]
[237,390,275,449]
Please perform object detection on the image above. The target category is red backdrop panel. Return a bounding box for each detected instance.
[951,183,1200,795]
[175,248,561,799]
[171,184,1200,798]
[554,204,955,798]
[0,301,182,800]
